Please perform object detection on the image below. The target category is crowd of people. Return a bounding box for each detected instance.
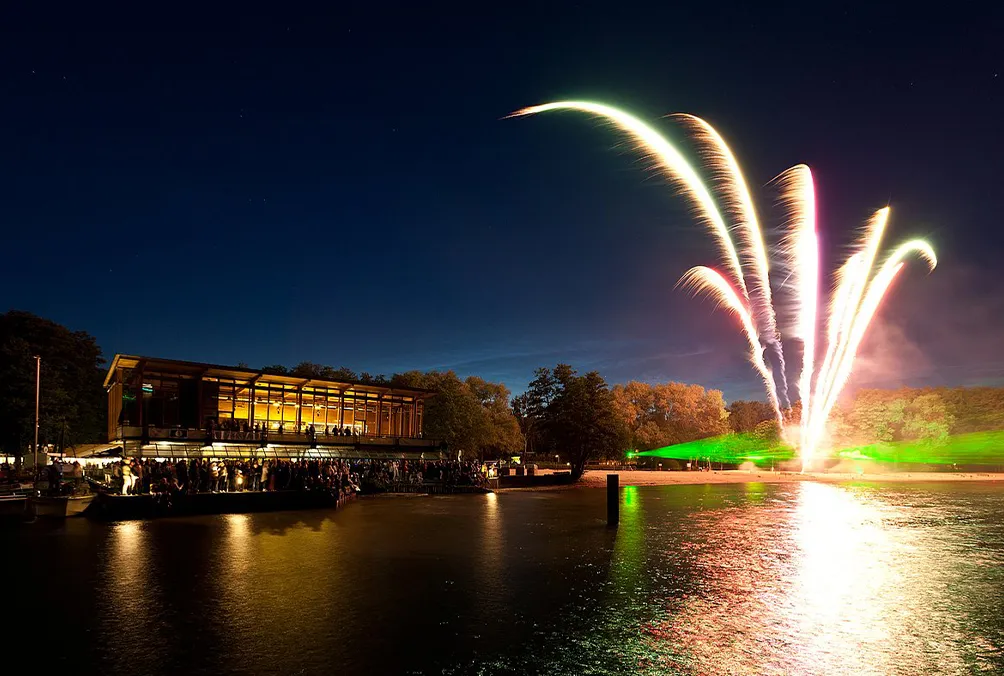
[208,418,363,441]
[110,457,489,496]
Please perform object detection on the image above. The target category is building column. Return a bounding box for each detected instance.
[196,377,204,429]
[136,366,147,446]
[247,380,254,427]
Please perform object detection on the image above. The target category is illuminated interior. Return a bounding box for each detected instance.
[104,355,429,441]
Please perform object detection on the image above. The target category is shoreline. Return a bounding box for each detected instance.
[496,469,1004,492]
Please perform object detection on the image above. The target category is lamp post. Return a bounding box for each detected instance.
[33,355,40,472]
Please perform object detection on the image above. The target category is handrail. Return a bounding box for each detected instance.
[117,424,434,444]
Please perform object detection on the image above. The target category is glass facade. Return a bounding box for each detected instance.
[107,356,427,440]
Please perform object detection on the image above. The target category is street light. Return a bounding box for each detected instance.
[33,355,40,472]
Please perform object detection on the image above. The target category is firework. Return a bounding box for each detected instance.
[510,101,782,420]
[776,165,819,459]
[679,266,783,420]
[514,101,937,468]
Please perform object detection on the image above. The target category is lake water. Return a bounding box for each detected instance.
[8,482,1004,674]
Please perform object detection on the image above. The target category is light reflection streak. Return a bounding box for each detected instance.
[477,492,507,610]
[792,482,898,673]
[212,513,257,645]
[606,485,647,603]
[641,483,976,674]
[101,521,166,670]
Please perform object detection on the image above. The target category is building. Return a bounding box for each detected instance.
[104,355,442,460]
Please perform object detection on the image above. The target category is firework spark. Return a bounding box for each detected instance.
[509,100,783,420]
[514,101,937,468]
[679,266,784,421]
[509,103,750,299]
[776,165,819,459]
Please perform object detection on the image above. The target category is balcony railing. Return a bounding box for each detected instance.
[116,425,435,447]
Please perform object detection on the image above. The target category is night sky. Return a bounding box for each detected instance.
[2,5,1002,400]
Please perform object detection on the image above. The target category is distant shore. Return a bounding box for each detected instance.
[498,469,1004,492]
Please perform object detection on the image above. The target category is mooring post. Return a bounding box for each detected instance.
[607,473,619,526]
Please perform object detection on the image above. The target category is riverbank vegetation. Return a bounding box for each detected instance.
[3,311,1003,473]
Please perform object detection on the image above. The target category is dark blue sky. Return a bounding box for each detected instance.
[2,4,1002,399]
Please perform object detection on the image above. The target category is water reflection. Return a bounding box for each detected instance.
[100,521,166,673]
[479,494,503,581]
[793,482,898,673]
[217,514,254,629]
[610,485,645,590]
[632,482,1004,675]
[14,483,1004,675]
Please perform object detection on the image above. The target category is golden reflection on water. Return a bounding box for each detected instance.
[102,521,166,669]
[223,513,252,575]
[793,482,898,672]
[628,482,988,675]
[478,492,507,610]
[107,521,152,617]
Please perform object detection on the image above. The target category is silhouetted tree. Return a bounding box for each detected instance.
[512,366,560,456]
[0,311,105,459]
[544,368,627,479]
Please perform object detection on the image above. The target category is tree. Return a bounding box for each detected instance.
[547,369,627,478]
[512,366,559,456]
[839,389,956,447]
[420,371,484,456]
[902,393,954,443]
[531,366,627,479]
[727,400,775,434]
[752,419,781,445]
[612,381,730,451]
[289,362,359,381]
[390,370,523,460]
[939,387,1004,434]
[466,376,524,459]
[0,311,106,459]
[327,366,360,382]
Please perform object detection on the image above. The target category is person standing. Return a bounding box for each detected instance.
[177,459,189,493]
[133,460,144,494]
[120,460,132,495]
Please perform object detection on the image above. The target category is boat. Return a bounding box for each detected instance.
[0,495,28,519]
[29,493,95,518]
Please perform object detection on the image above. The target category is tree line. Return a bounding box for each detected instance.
[826,387,1004,447]
[3,310,1001,471]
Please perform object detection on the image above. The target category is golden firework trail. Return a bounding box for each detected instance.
[513,100,937,468]
[775,165,818,458]
[509,100,782,419]
[674,115,779,341]
[679,266,783,420]
[509,102,749,298]
[809,239,937,455]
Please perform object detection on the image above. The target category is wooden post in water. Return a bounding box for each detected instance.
[607,473,619,526]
